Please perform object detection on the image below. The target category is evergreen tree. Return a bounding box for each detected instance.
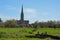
[0,18,2,22]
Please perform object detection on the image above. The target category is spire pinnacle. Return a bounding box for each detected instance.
[21,5,24,22]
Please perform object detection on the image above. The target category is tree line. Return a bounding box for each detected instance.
[31,21,60,28]
[0,18,60,28]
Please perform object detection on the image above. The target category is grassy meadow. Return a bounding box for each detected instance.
[0,28,60,40]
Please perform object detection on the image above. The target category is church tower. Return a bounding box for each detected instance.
[21,5,24,22]
[17,5,29,27]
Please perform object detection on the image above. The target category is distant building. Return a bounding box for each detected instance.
[17,5,29,27]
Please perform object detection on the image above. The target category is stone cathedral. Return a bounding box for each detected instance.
[17,5,29,27]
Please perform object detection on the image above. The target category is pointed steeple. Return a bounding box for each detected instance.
[21,5,24,22]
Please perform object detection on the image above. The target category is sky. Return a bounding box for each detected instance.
[0,0,60,23]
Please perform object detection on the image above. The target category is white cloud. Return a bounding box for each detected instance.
[42,12,49,16]
[5,5,17,10]
[24,8,37,19]
[0,14,18,21]
[24,8,37,14]
[7,7,16,10]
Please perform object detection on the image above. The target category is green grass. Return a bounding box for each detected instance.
[0,28,60,40]
[0,38,53,40]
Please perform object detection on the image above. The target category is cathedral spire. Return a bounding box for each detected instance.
[17,5,29,27]
[21,5,24,22]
